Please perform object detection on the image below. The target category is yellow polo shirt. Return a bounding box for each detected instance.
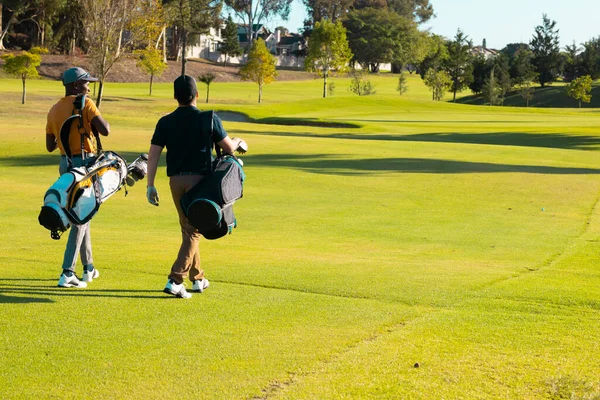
[46,96,102,156]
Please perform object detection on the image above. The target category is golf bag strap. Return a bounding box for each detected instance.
[199,110,217,171]
[59,94,102,163]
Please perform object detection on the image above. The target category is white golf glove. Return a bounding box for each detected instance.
[146,185,159,206]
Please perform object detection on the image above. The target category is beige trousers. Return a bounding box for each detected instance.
[168,174,205,284]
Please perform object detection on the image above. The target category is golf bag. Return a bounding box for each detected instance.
[179,111,246,240]
[38,94,148,239]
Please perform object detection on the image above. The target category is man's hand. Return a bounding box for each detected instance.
[235,138,248,154]
[147,185,159,206]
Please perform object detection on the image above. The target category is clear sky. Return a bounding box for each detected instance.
[264,0,600,50]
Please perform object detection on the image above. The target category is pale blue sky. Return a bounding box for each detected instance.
[264,0,600,50]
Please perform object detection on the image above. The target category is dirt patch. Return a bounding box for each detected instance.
[17,53,315,83]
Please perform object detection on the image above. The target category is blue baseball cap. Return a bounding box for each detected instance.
[62,67,98,85]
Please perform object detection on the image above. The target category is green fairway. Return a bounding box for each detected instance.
[1,73,600,399]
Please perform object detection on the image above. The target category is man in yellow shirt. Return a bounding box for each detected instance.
[46,67,110,288]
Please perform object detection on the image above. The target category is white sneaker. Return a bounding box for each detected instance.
[82,267,100,282]
[58,273,87,288]
[163,280,192,299]
[192,279,210,293]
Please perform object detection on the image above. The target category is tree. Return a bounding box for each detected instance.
[482,65,501,106]
[469,55,488,95]
[445,29,473,102]
[517,81,535,107]
[1,47,48,104]
[562,42,581,82]
[198,72,216,103]
[418,34,448,78]
[579,37,600,80]
[348,68,375,96]
[239,38,277,103]
[224,0,292,45]
[82,0,137,108]
[135,47,168,96]
[396,72,408,95]
[128,0,166,50]
[423,68,451,101]
[304,19,352,98]
[0,0,40,50]
[509,47,537,87]
[163,0,222,75]
[388,0,434,24]
[566,75,593,108]
[344,8,415,73]
[220,15,242,64]
[530,14,560,88]
[301,0,353,29]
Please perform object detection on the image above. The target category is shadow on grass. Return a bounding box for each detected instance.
[0,286,167,300]
[245,154,600,175]
[233,130,600,151]
[256,117,360,129]
[455,85,600,108]
[0,151,149,168]
[0,294,54,303]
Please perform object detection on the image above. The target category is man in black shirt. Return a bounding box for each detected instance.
[146,75,247,299]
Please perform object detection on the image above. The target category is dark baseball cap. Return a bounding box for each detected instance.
[62,67,98,85]
[174,75,198,103]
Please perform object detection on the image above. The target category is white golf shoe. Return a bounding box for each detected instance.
[192,279,210,293]
[82,267,100,283]
[58,272,87,288]
[163,280,192,299]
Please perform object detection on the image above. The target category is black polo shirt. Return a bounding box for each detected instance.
[151,106,228,176]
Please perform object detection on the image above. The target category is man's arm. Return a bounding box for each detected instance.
[46,133,57,152]
[216,136,247,154]
[146,144,163,187]
[91,115,110,136]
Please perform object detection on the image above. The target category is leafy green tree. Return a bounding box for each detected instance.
[224,0,292,44]
[302,0,354,30]
[509,47,537,86]
[348,68,375,96]
[220,15,242,64]
[396,72,408,95]
[418,34,448,79]
[240,38,277,103]
[517,81,535,107]
[135,47,168,96]
[344,8,415,73]
[0,0,40,50]
[1,47,48,104]
[562,43,581,82]
[305,19,352,98]
[388,0,434,24]
[469,55,489,95]
[530,14,560,88]
[423,68,451,101]
[444,29,473,102]
[566,75,593,108]
[579,37,600,80]
[198,72,216,103]
[482,65,502,106]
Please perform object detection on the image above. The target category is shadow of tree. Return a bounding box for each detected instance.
[0,151,149,168]
[0,286,167,300]
[0,294,54,303]
[244,154,600,175]
[231,130,600,151]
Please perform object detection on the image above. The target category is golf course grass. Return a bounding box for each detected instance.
[1,72,599,399]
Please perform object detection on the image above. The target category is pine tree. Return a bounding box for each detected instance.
[220,15,242,64]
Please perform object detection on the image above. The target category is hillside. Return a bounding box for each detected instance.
[1,53,314,83]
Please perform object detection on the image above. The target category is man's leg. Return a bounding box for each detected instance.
[62,222,89,273]
[58,222,89,288]
[168,175,204,284]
